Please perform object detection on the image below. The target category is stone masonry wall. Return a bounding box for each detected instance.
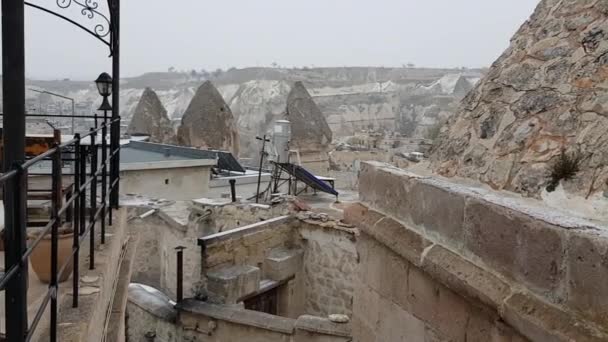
[297,221,358,317]
[202,217,297,274]
[127,287,352,342]
[345,161,608,342]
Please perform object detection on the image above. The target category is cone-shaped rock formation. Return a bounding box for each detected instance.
[430,0,608,198]
[127,88,176,144]
[286,81,332,152]
[177,81,239,156]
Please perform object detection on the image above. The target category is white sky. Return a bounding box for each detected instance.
[6,0,539,80]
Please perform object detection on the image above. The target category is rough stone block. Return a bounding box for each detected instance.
[343,203,384,230]
[351,316,376,342]
[566,231,608,327]
[502,293,607,342]
[352,283,381,330]
[435,286,470,341]
[368,216,431,267]
[264,247,303,281]
[409,181,466,248]
[376,297,426,342]
[421,245,510,309]
[408,266,440,324]
[464,197,565,296]
[207,265,261,303]
[294,315,351,338]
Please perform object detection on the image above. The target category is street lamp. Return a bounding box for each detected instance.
[95,72,113,238]
[95,72,113,111]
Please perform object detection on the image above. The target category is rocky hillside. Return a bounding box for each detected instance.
[7,67,482,158]
[430,0,608,198]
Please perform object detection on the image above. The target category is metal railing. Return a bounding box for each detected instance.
[0,116,120,342]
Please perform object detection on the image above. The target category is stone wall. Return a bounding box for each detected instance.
[178,300,351,342]
[127,287,351,342]
[298,221,357,317]
[201,216,297,274]
[345,161,608,342]
[125,196,291,300]
[191,198,290,236]
[120,165,212,201]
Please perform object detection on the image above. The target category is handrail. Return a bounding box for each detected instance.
[0,115,122,341]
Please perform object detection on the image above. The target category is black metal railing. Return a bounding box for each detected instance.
[0,116,120,342]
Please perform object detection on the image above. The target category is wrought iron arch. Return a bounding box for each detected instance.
[24,0,117,55]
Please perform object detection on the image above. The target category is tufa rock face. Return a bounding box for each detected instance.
[286,81,332,152]
[127,88,176,144]
[177,81,239,156]
[430,0,608,198]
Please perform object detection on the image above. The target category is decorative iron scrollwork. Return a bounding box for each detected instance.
[25,0,116,53]
[56,0,111,38]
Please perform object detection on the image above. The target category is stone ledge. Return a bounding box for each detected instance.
[198,215,292,247]
[344,203,430,267]
[127,283,177,323]
[177,299,295,334]
[502,292,607,342]
[294,315,351,337]
[348,203,608,341]
[421,245,511,310]
[357,161,608,329]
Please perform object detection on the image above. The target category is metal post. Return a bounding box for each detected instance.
[79,145,87,236]
[229,179,237,202]
[110,0,121,209]
[255,135,270,203]
[50,144,62,342]
[101,111,108,243]
[2,0,28,341]
[175,246,185,302]
[72,134,81,308]
[89,128,97,270]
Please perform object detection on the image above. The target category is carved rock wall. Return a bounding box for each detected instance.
[430,0,608,197]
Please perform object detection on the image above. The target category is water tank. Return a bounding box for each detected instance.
[273,120,291,162]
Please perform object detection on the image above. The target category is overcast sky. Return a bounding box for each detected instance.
[11,0,539,80]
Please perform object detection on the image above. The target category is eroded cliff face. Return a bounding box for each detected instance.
[430,0,608,198]
[17,67,481,160]
[127,88,176,144]
[177,81,240,156]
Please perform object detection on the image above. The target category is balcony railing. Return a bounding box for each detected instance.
[0,116,120,342]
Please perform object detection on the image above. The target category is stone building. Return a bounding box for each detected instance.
[177,81,240,156]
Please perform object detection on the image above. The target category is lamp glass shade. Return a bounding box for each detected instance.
[95,72,113,97]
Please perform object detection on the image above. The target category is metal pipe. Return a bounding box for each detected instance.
[255,135,270,203]
[101,111,108,243]
[110,0,121,209]
[175,246,185,302]
[2,0,28,340]
[79,145,87,235]
[72,134,81,308]
[229,179,237,202]
[89,128,97,270]
[50,143,62,342]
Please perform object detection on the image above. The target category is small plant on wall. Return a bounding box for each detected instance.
[546,148,582,192]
